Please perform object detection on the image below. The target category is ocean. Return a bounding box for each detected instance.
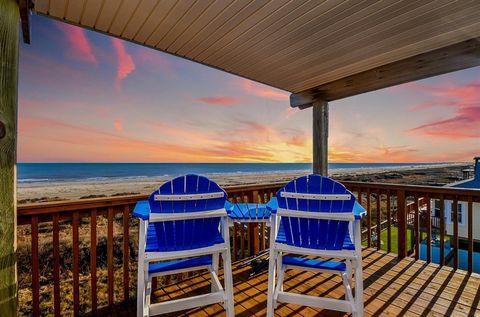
[17,162,453,183]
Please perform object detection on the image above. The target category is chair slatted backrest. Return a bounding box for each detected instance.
[148,174,227,251]
[276,174,356,250]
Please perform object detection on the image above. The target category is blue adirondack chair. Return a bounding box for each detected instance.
[133,174,234,317]
[266,174,366,317]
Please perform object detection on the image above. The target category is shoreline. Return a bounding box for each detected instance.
[17,163,470,203]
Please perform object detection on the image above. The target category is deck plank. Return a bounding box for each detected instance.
[101,249,480,316]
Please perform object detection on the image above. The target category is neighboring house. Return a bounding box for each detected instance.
[432,157,480,243]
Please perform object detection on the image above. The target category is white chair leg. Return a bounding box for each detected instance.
[346,259,353,287]
[273,263,285,309]
[342,272,355,313]
[212,252,220,292]
[274,253,283,309]
[276,252,283,291]
[144,277,152,317]
[266,248,277,317]
[354,259,364,317]
[222,249,235,317]
[353,220,364,317]
[137,220,147,317]
[137,259,145,317]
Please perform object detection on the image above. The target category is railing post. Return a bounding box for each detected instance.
[425,194,432,263]
[107,207,114,305]
[439,195,445,266]
[90,209,98,312]
[366,188,371,247]
[0,1,19,316]
[376,190,381,251]
[467,197,473,273]
[31,216,40,317]
[397,190,407,259]
[248,190,260,256]
[452,196,459,270]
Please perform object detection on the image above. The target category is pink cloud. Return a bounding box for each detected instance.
[19,50,105,96]
[230,120,273,139]
[57,24,97,64]
[136,48,176,78]
[410,106,480,139]
[241,79,289,101]
[95,106,112,118]
[285,134,307,146]
[408,80,480,111]
[408,80,480,139]
[195,96,244,106]
[112,38,136,91]
[282,106,299,119]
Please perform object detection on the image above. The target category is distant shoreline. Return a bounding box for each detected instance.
[17,163,469,203]
[17,162,466,183]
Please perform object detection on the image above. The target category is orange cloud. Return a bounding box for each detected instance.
[328,144,420,163]
[285,134,308,146]
[114,119,123,131]
[195,96,244,106]
[30,114,313,163]
[112,38,136,91]
[57,23,97,64]
[241,79,289,101]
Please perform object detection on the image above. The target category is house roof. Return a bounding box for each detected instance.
[449,157,480,189]
[32,0,480,102]
[449,178,480,189]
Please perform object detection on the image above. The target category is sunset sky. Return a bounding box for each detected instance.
[18,15,479,163]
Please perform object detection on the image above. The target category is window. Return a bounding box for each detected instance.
[450,202,465,225]
[433,199,440,218]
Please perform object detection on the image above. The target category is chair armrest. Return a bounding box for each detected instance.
[133,200,150,220]
[353,201,366,219]
[267,197,365,219]
[224,200,234,215]
[266,197,278,214]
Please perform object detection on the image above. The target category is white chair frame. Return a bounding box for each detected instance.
[137,198,234,317]
[266,202,364,317]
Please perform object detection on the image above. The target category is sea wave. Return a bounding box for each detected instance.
[18,178,50,183]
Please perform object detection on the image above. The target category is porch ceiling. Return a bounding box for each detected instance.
[33,0,480,101]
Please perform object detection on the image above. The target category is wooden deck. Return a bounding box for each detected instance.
[100,249,480,317]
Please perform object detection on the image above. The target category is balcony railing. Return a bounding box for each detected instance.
[17,181,480,316]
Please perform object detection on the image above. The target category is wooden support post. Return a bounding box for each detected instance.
[0,1,19,316]
[397,190,407,259]
[312,100,328,175]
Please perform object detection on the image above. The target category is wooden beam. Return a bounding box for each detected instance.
[0,0,19,316]
[18,0,31,44]
[290,92,315,109]
[312,100,328,176]
[291,38,480,104]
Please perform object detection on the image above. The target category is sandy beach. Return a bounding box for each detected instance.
[17,163,470,203]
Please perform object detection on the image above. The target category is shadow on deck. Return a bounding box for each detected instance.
[96,249,480,317]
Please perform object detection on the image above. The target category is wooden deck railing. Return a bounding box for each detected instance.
[17,181,480,316]
[342,181,480,271]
